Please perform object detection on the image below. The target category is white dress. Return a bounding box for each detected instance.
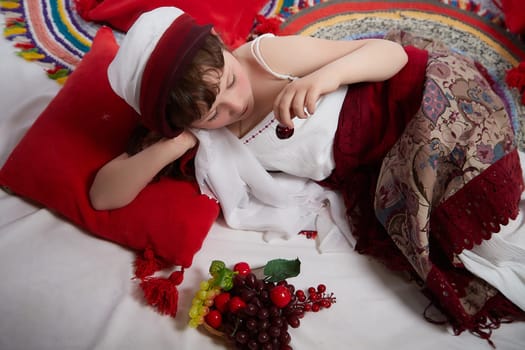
[242,33,347,181]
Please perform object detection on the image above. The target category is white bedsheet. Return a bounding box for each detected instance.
[1,14,524,350]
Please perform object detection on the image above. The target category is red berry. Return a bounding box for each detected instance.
[317,284,326,293]
[213,292,231,313]
[270,285,292,308]
[228,296,246,314]
[233,262,251,276]
[311,303,321,312]
[205,310,222,329]
[308,287,316,295]
[321,300,332,308]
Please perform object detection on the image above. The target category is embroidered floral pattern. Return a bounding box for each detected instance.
[422,78,449,123]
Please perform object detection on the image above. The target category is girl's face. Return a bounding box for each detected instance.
[190,50,254,130]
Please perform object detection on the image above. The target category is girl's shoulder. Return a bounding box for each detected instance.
[235,34,374,80]
[233,33,288,60]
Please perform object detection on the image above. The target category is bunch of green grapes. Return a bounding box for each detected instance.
[188,278,221,328]
[188,260,235,328]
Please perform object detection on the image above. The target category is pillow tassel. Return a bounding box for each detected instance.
[134,248,184,317]
[506,61,525,104]
[139,269,184,317]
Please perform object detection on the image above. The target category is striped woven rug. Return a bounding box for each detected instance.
[1,0,100,84]
[0,0,508,84]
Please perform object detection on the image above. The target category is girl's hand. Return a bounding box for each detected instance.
[273,71,340,128]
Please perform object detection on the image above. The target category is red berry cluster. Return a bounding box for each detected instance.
[294,284,335,313]
[202,262,336,350]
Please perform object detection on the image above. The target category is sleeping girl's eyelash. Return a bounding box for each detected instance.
[208,110,218,121]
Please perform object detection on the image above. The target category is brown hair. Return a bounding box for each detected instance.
[127,33,225,180]
[166,33,225,129]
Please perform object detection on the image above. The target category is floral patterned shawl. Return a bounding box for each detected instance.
[324,32,524,341]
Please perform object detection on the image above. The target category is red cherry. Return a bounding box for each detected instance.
[213,292,231,313]
[276,125,294,139]
[321,300,332,308]
[233,262,251,276]
[270,285,292,308]
[228,296,247,314]
[205,309,222,329]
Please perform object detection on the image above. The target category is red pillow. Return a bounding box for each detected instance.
[74,0,268,49]
[0,27,220,269]
[501,0,525,34]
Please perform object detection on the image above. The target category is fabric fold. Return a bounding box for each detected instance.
[191,127,353,248]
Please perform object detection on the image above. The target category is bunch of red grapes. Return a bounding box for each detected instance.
[194,262,336,350]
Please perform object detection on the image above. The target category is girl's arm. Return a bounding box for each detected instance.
[254,36,409,127]
[89,130,197,210]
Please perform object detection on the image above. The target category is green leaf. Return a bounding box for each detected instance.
[263,258,301,282]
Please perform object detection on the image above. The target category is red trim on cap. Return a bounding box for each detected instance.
[140,14,212,137]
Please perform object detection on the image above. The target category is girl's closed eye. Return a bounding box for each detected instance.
[227,74,236,88]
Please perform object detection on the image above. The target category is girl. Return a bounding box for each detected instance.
[89,7,525,338]
[89,7,409,210]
